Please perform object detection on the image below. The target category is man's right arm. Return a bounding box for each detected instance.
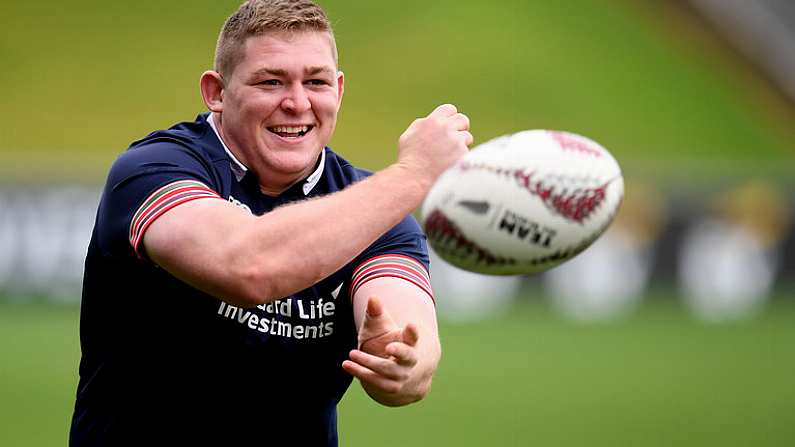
[143,104,471,307]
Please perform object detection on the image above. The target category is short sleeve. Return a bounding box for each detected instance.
[349,215,434,302]
[95,142,224,258]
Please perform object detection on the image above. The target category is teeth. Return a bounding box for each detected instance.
[272,126,309,134]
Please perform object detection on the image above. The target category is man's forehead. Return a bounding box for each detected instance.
[228,31,339,81]
[242,31,336,62]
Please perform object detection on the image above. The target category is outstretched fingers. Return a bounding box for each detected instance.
[384,324,419,366]
[347,349,408,381]
[343,321,429,405]
[386,342,418,367]
[342,360,402,394]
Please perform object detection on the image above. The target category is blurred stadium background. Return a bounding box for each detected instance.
[1,0,794,445]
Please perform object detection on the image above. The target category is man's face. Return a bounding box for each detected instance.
[219,31,343,192]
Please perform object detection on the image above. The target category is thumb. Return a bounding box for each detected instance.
[359,296,398,340]
[366,295,385,319]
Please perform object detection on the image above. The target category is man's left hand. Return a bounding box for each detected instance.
[342,297,429,406]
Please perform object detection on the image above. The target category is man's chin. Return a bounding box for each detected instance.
[265,153,321,179]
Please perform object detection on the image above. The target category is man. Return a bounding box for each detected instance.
[69,0,471,445]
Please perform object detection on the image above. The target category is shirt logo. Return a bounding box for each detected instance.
[331,282,343,300]
[228,195,252,214]
[215,282,344,340]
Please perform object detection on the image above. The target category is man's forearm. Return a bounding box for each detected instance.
[240,163,430,302]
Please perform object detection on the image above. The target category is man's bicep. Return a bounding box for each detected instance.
[129,180,225,257]
[143,197,258,303]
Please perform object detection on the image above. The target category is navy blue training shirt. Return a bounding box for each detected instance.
[70,113,433,446]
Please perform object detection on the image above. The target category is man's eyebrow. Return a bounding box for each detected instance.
[306,66,335,76]
[250,66,335,79]
[250,67,287,78]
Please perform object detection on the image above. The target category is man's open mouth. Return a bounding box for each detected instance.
[267,125,313,138]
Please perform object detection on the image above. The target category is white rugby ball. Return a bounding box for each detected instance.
[421,130,624,275]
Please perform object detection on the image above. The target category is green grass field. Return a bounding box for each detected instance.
[3,291,794,446]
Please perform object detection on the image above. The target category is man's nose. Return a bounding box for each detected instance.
[281,83,311,113]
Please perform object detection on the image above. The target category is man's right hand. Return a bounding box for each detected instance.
[397,104,473,188]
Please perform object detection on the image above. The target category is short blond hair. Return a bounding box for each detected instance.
[214,0,338,78]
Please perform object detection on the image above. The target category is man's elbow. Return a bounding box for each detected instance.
[221,251,325,308]
[222,263,282,308]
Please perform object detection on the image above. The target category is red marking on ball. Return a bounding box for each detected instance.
[514,170,610,223]
[548,131,603,158]
[425,209,515,266]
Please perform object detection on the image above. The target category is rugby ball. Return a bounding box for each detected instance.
[420,130,623,275]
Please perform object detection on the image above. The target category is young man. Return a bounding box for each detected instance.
[69,0,472,445]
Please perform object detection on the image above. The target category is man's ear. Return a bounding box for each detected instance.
[336,71,345,109]
[200,71,225,112]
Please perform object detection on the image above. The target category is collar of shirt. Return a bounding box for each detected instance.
[206,113,326,196]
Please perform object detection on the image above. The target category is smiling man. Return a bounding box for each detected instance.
[69,1,471,446]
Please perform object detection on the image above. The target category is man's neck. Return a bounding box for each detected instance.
[211,112,323,197]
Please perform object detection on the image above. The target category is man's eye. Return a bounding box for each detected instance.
[307,79,328,86]
[258,79,280,86]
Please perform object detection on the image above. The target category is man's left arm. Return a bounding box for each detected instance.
[342,275,441,407]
